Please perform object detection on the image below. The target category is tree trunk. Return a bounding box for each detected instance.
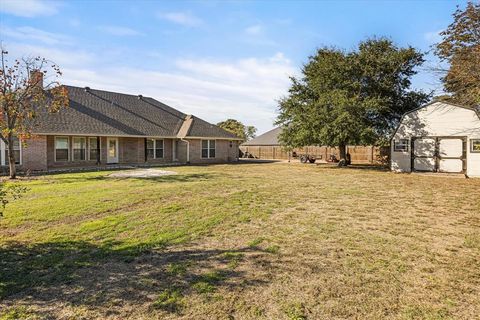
[338,143,347,167]
[7,135,17,179]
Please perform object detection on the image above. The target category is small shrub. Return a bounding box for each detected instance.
[0,184,27,217]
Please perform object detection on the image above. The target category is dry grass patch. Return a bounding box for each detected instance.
[0,163,479,319]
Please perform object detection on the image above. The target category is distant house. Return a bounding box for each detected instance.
[0,84,241,173]
[240,127,386,164]
[391,101,480,177]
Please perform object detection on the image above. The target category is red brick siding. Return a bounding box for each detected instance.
[143,138,174,164]
[20,135,238,171]
[45,135,177,169]
[47,135,99,168]
[22,135,48,171]
[187,139,238,164]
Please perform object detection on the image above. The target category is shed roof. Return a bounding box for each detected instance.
[390,101,480,141]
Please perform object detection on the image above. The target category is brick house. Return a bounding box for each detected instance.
[0,85,241,173]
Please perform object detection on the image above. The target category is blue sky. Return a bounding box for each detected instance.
[0,0,467,133]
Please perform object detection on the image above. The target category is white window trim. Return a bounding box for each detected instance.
[0,139,22,166]
[72,137,87,161]
[88,137,100,161]
[147,138,165,159]
[201,139,216,159]
[471,138,480,153]
[54,136,70,162]
[394,139,409,152]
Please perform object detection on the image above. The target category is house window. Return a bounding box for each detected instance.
[89,137,99,161]
[55,137,69,161]
[147,139,154,159]
[73,137,86,161]
[394,139,409,152]
[202,140,215,158]
[147,139,164,159]
[4,137,21,164]
[155,139,164,158]
[471,139,480,153]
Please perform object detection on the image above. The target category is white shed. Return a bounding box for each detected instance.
[391,101,480,177]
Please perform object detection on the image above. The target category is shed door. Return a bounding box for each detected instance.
[413,138,436,171]
[438,138,464,173]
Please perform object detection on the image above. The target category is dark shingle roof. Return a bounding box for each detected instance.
[241,127,282,146]
[187,116,239,139]
[32,85,240,139]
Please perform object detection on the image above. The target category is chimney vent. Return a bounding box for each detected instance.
[30,70,43,89]
[84,86,91,92]
[138,94,143,100]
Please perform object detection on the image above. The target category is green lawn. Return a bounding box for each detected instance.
[0,163,479,319]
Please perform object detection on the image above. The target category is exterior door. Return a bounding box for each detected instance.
[107,138,119,163]
[438,138,464,173]
[413,138,436,171]
[412,137,466,173]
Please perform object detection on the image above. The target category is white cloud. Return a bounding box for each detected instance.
[424,29,443,44]
[5,43,94,67]
[1,26,71,45]
[98,25,143,36]
[242,23,277,46]
[62,53,295,132]
[245,24,262,35]
[4,36,294,132]
[0,0,59,17]
[156,11,204,27]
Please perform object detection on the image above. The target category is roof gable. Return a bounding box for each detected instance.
[241,127,282,146]
[185,116,240,139]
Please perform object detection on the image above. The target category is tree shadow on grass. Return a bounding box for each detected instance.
[324,164,390,172]
[0,240,271,317]
[130,173,218,183]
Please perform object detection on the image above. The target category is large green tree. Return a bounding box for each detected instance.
[435,2,480,106]
[276,38,430,162]
[217,119,257,142]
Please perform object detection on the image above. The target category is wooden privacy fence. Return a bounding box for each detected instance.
[239,145,390,164]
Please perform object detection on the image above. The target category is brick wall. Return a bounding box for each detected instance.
[22,135,48,171]
[47,135,99,168]
[46,135,178,169]
[144,138,174,164]
[22,135,238,171]
[187,139,239,164]
[119,137,144,163]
